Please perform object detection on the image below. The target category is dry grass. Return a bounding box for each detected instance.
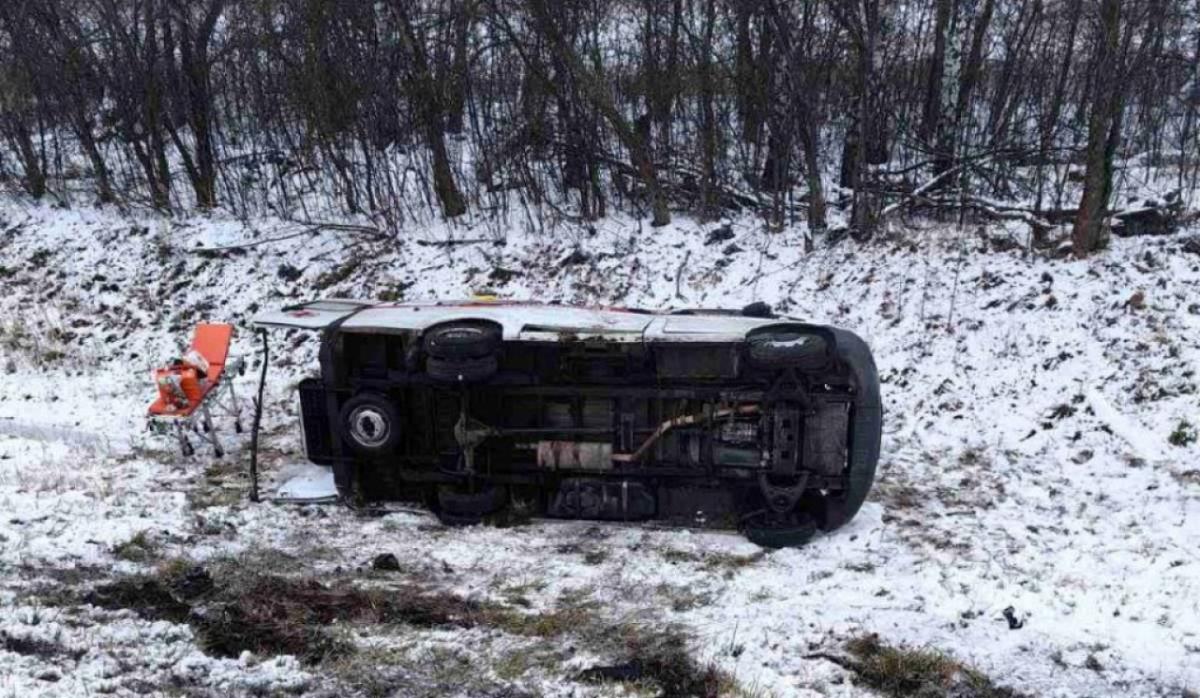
[658,547,766,575]
[111,530,159,563]
[1,630,84,660]
[575,622,734,698]
[487,597,601,638]
[827,633,1027,698]
[32,544,760,696]
[80,557,501,665]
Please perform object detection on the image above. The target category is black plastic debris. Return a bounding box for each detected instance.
[1002,606,1024,630]
[371,553,402,572]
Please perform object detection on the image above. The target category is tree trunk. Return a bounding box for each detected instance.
[396,3,467,218]
[4,118,46,199]
[444,0,473,135]
[797,106,827,233]
[1035,0,1082,211]
[526,0,669,226]
[73,110,114,204]
[937,0,993,173]
[1072,0,1122,257]
[734,4,761,145]
[850,1,885,241]
[921,0,954,143]
[184,47,219,209]
[143,6,172,210]
[697,0,719,220]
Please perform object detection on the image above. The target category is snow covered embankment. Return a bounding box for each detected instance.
[0,202,1198,697]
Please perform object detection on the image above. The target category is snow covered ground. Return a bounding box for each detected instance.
[1,200,1198,697]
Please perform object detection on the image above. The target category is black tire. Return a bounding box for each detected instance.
[746,325,829,370]
[436,484,507,526]
[437,511,487,527]
[339,392,402,456]
[742,513,818,549]
[809,328,882,531]
[423,321,502,360]
[427,355,498,383]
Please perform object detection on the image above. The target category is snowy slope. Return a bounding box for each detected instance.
[1,199,1198,697]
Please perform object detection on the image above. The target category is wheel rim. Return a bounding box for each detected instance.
[348,406,390,448]
[432,327,486,350]
[444,328,484,340]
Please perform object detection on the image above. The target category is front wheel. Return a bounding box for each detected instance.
[745,325,830,370]
[812,328,882,531]
[742,512,818,549]
[435,483,508,526]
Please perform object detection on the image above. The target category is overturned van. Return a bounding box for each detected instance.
[254,299,881,547]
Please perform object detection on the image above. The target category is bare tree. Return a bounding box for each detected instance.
[829,0,888,241]
[1073,0,1133,256]
[0,0,1193,249]
[162,0,225,209]
[395,2,468,218]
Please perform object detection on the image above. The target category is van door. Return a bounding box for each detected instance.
[252,299,376,330]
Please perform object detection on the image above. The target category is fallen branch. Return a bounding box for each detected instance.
[879,164,967,220]
[415,237,506,248]
[916,195,1055,232]
[674,249,691,301]
[802,652,860,673]
[280,218,384,237]
[188,220,386,255]
[188,226,321,254]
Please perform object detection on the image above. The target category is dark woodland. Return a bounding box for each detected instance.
[1,0,1198,255]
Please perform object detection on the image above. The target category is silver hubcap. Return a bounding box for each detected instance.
[348,406,390,447]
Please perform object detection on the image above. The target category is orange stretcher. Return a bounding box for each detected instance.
[148,323,244,457]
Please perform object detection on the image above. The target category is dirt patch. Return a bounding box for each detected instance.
[576,624,730,697]
[85,576,192,623]
[813,633,1027,698]
[199,575,494,663]
[82,563,497,665]
[1,631,84,660]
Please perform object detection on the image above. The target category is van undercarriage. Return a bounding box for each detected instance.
[284,311,881,547]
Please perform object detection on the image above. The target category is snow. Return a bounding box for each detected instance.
[1,199,1198,696]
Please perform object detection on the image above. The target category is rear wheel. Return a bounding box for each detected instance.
[339,392,401,456]
[424,321,501,384]
[423,321,501,360]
